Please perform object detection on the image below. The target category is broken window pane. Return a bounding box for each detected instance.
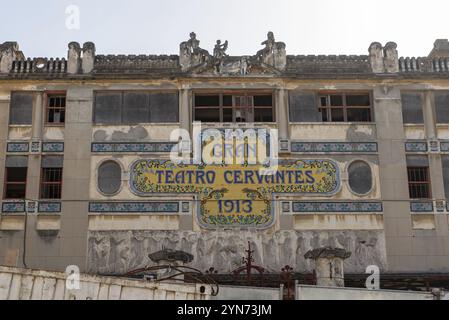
[195,108,220,122]
[346,94,370,106]
[347,108,371,122]
[330,95,343,106]
[195,95,220,107]
[254,108,274,122]
[253,95,273,106]
[331,108,344,122]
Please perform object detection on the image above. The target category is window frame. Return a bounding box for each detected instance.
[407,166,432,199]
[93,90,179,125]
[44,91,67,126]
[3,166,28,200]
[401,91,425,125]
[39,167,63,200]
[9,91,34,126]
[193,91,276,124]
[97,160,123,196]
[317,92,373,123]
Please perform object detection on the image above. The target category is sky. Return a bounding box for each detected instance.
[1,0,448,58]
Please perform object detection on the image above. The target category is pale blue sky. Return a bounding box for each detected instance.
[1,0,448,58]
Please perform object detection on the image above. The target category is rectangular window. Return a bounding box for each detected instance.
[435,91,449,124]
[40,156,63,199]
[193,93,274,123]
[9,92,33,125]
[93,91,179,124]
[45,93,66,124]
[407,155,431,199]
[4,156,28,199]
[318,93,372,122]
[407,167,431,199]
[402,93,424,124]
[289,92,321,122]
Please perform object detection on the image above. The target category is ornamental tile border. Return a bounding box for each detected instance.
[88,201,180,213]
[91,142,176,153]
[42,142,64,153]
[410,201,434,212]
[291,201,383,213]
[405,141,428,152]
[2,202,26,213]
[6,142,29,153]
[291,142,378,153]
[38,202,62,213]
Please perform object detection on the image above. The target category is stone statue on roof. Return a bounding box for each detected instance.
[255,31,286,71]
[180,32,211,71]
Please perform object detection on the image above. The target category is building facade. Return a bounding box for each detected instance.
[0,34,449,277]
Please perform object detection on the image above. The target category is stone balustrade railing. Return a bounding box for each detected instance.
[399,56,449,73]
[10,57,67,74]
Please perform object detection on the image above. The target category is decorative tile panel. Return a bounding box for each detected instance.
[88,202,180,213]
[2,202,26,213]
[91,142,176,153]
[410,201,434,212]
[405,141,428,152]
[291,142,378,153]
[181,202,190,213]
[38,202,62,213]
[30,141,41,153]
[7,142,29,153]
[42,142,64,153]
[292,201,383,213]
[282,202,291,213]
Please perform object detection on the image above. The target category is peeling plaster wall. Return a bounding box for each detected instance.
[290,124,376,141]
[87,230,387,275]
[92,125,180,142]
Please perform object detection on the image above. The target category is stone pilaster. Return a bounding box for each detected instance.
[179,88,191,133]
[373,86,413,271]
[276,88,288,140]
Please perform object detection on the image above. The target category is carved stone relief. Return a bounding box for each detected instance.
[87,230,387,275]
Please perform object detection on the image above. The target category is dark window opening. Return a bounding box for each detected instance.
[46,94,66,124]
[402,93,424,124]
[318,93,372,122]
[348,161,373,194]
[40,167,63,199]
[4,167,27,199]
[193,93,274,123]
[9,92,33,125]
[407,166,431,199]
[93,91,179,124]
[435,92,449,124]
